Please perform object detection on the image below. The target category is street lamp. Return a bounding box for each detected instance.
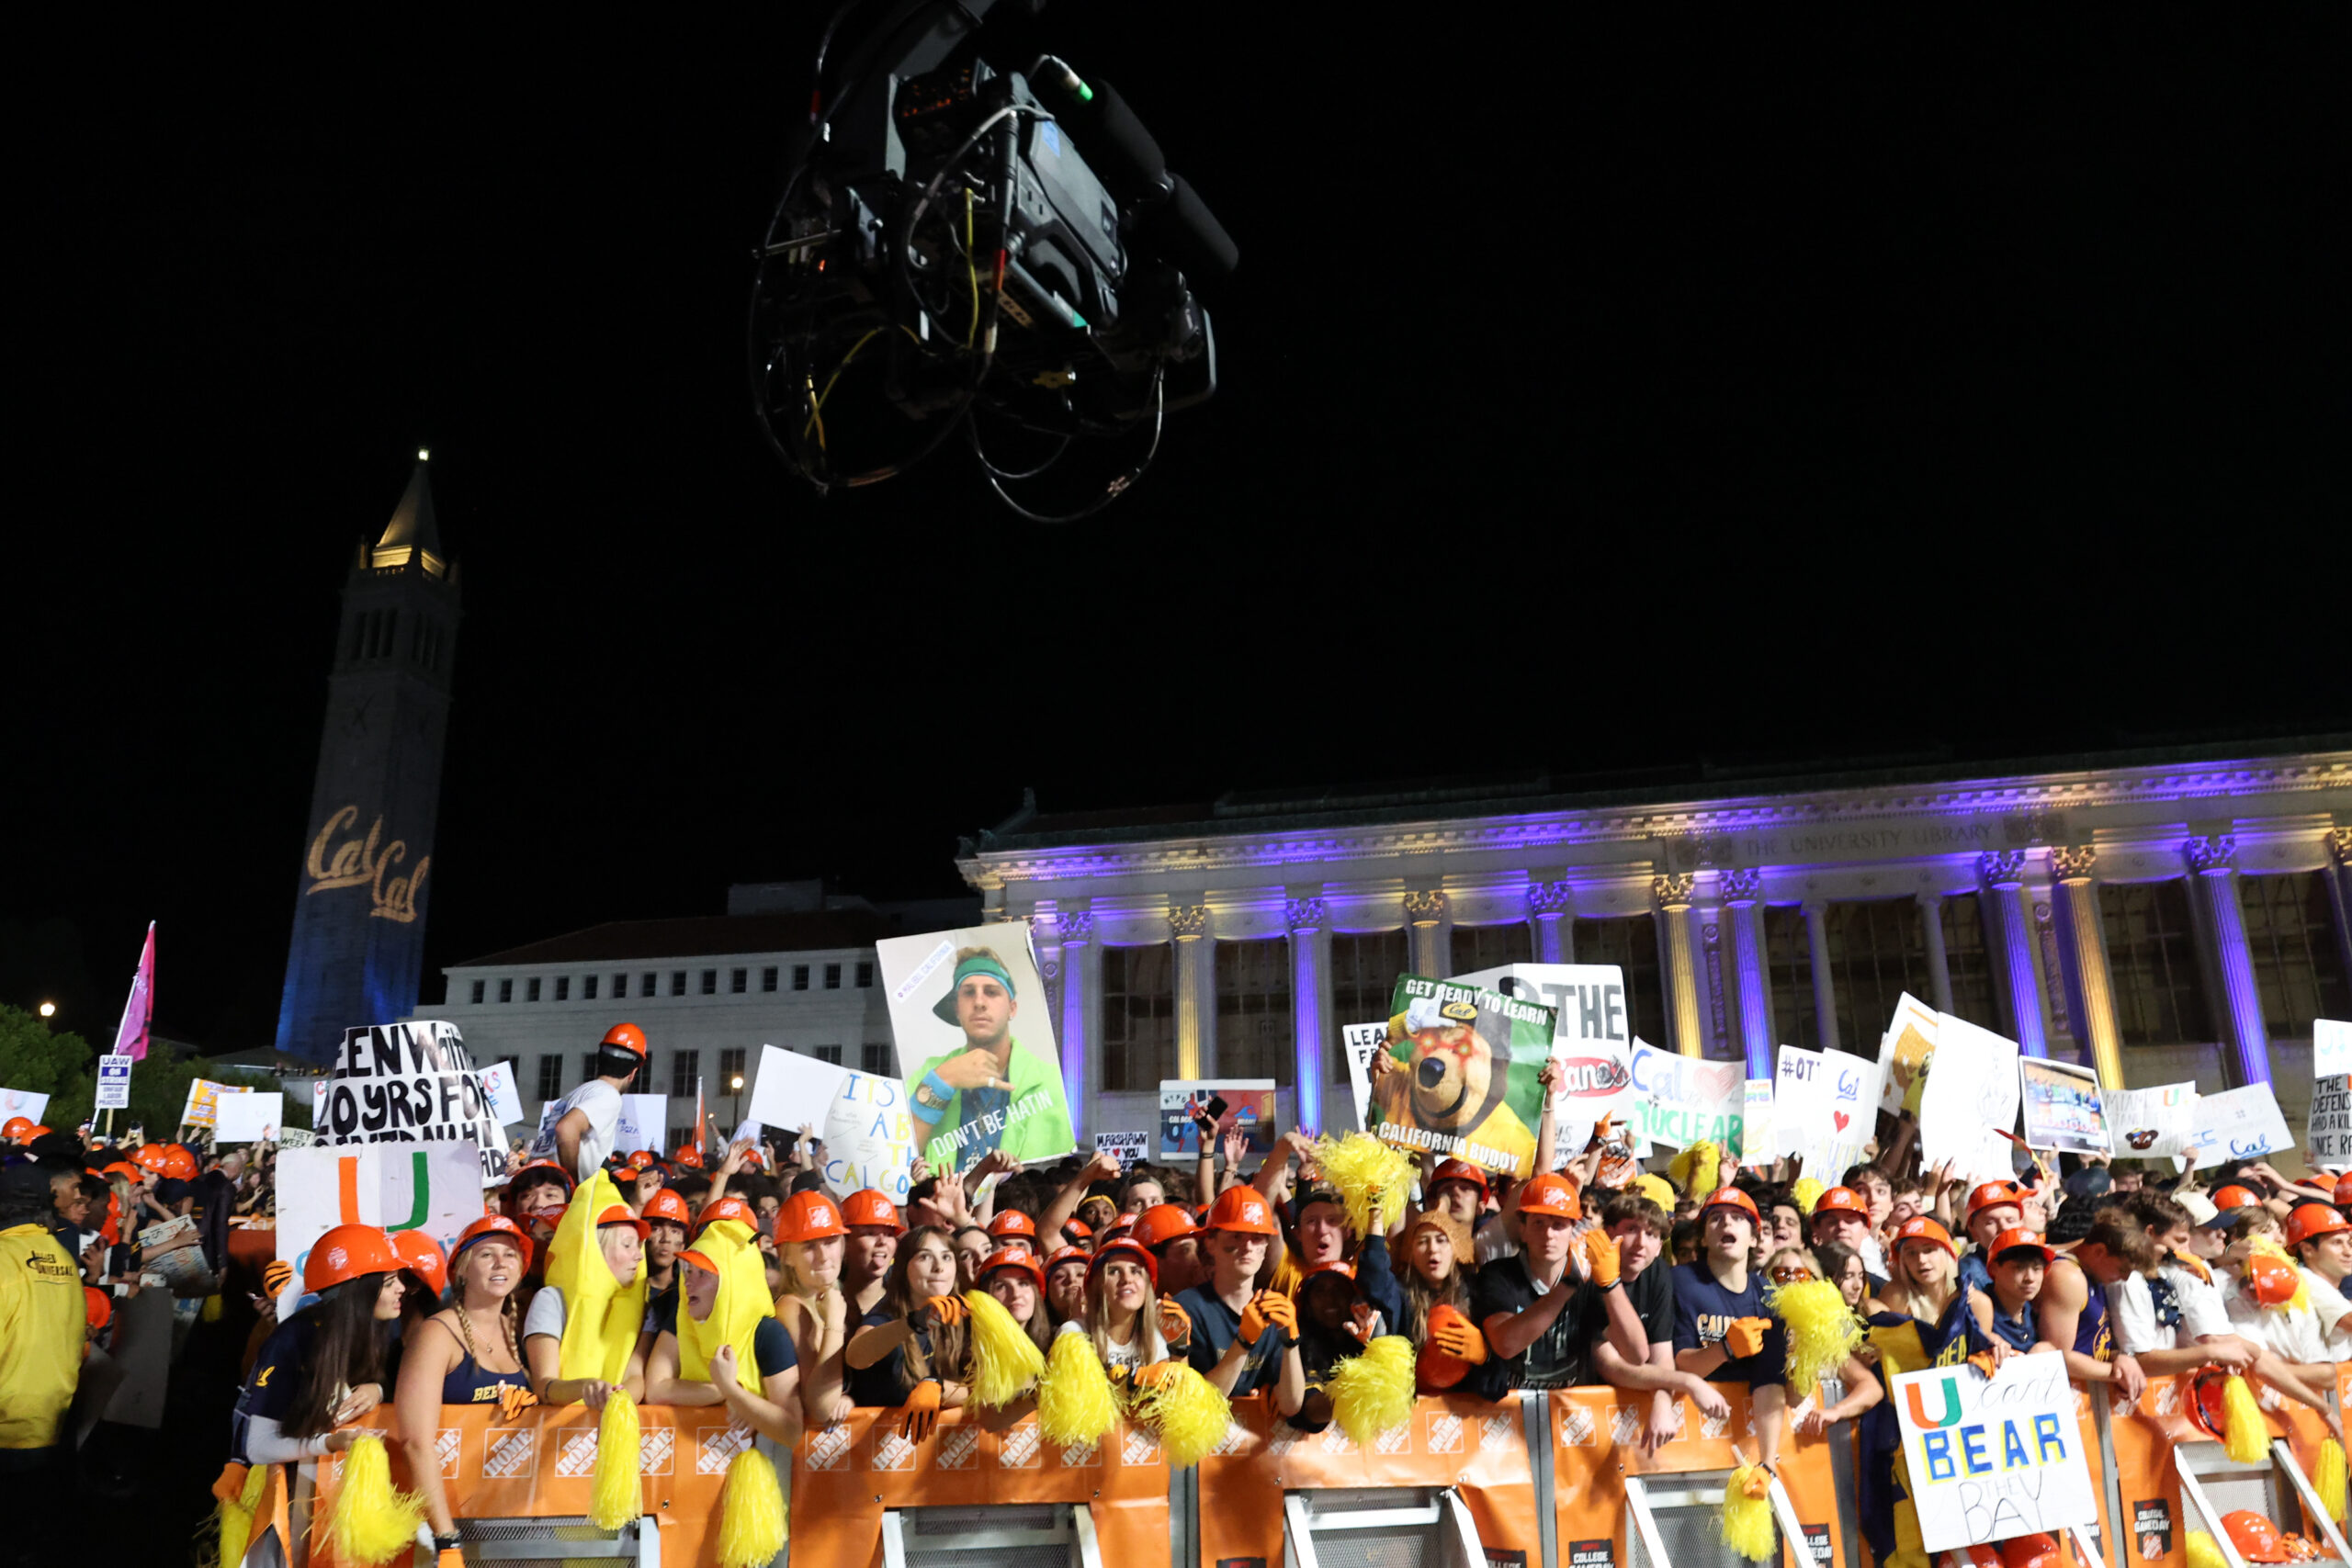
[37,1001,56,1019]
[730,1074,744,1127]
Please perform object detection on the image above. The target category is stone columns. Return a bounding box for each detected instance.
[2185,835,2273,1089]
[1656,874,1704,1057]
[1721,870,1774,1077]
[2048,847,2124,1089]
[2328,830,2352,1003]
[1170,904,1212,1078]
[1405,889,1450,978]
[1032,916,1067,1043]
[1529,880,1573,964]
[1057,912,1094,1138]
[1917,891,1955,1016]
[1977,852,2047,1057]
[1802,898,1841,1055]
[1286,897,1329,1132]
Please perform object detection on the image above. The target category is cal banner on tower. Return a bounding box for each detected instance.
[318,1020,507,1186]
[1893,1351,2099,1553]
[1368,976,1555,1177]
[272,1141,483,1317]
[877,924,1074,1174]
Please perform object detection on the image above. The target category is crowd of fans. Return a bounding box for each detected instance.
[7,1023,2352,1568]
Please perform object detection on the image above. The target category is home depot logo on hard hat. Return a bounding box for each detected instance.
[1242,1200,1264,1225]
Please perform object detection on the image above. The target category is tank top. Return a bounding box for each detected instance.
[2072,1273,2111,1359]
[435,1315,528,1405]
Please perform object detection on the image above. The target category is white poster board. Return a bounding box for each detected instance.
[1773,1044,1880,1180]
[1893,1353,2100,1551]
[2105,1082,2199,1160]
[2185,1083,2295,1169]
[216,1092,284,1144]
[319,1021,507,1186]
[1095,1131,1149,1168]
[1453,961,1638,1156]
[746,1044,915,1202]
[875,924,1075,1174]
[95,1056,134,1111]
[1877,992,1942,1116]
[1742,1078,1774,1163]
[1624,1042,1745,1150]
[1917,1015,2021,1180]
[1341,1022,1389,1134]
[477,1061,526,1128]
[272,1142,485,1315]
[180,1079,242,1131]
[616,1094,670,1154]
[0,1088,52,1125]
[2308,1075,2352,1168]
[2316,1019,2352,1080]
[2018,1057,2110,1156]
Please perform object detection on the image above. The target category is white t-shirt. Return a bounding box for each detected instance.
[2222,1267,2352,1365]
[1056,1316,1148,1368]
[2109,1263,2233,1355]
[527,1081,622,1183]
[524,1285,568,1342]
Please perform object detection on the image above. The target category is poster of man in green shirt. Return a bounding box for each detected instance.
[877,926,1076,1174]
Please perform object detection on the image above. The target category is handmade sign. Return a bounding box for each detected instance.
[1743,1078,1774,1163]
[877,924,1074,1173]
[1452,961,1637,1154]
[1917,1015,2021,1180]
[2318,1019,2352,1080]
[2185,1083,2295,1169]
[179,1078,243,1131]
[747,1044,915,1202]
[476,1060,526,1127]
[1893,1352,2099,1552]
[2018,1058,2109,1156]
[1773,1044,1879,1179]
[1877,992,1942,1116]
[1096,1130,1149,1168]
[216,1091,284,1144]
[2104,1082,2199,1159]
[272,1141,485,1315]
[278,1126,317,1149]
[1625,1041,1743,1150]
[1340,1022,1389,1134]
[2309,1075,2352,1168]
[1,1088,53,1125]
[318,1021,506,1185]
[1157,1079,1275,1159]
[1366,976,1558,1178]
[616,1094,670,1153]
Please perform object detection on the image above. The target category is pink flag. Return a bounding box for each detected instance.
[114,922,155,1062]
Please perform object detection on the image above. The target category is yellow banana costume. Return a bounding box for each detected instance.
[544,1171,650,1383]
[678,1229,773,1395]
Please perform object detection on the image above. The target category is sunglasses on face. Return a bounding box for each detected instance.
[1770,1265,1815,1283]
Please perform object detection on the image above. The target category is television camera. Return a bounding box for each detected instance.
[749,0,1236,521]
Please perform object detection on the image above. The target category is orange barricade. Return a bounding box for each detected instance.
[1552,1383,1842,1568]
[1195,1392,1542,1567]
[2102,1368,2350,1567]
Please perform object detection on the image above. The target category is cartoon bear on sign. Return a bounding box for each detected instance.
[1371,995,1536,1175]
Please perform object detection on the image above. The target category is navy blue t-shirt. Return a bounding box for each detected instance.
[1669,1261,1787,1389]
[1178,1284,1292,1397]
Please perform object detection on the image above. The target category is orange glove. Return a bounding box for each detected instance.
[496,1382,539,1423]
[1723,1317,1770,1359]
[1740,1461,1775,1500]
[1967,1349,2001,1381]
[438,1551,466,1568]
[1580,1228,1621,1289]
[925,1294,968,1328]
[1238,1291,1295,1345]
[901,1379,944,1443]
[1586,1114,1616,1153]
[1133,1360,1182,1392]
[1158,1298,1193,1349]
[209,1463,251,1505]
[1430,1315,1488,1366]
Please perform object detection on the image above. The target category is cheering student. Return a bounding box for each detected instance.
[1129,1204,1209,1297]
[1952,1181,2027,1295]
[1176,1187,1306,1416]
[1042,1245,1091,1329]
[638,1188,693,1324]
[1062,1235,1183,1379]
[846,1225,970,1410]
[526,1024,649,1184]
[2029,1205,2144,1400]
[1590,1193,1731,1453]
[841,1190,906,1333]
[978,1249,1057,1357]
[2220,1207,2352,1385]
[772,1190,854,1424]
[985,1208,1039,1258]
[232,1224,403,1464]
[396,1217,537,1562]
[1753,1247,1883,1438]
[1473,1174,1642,1397]
[1285,1259,1379,1432]
[1422,1158,1489,1230]
[524,1191,650,1409]
[1807,1186,1888,1282]
[1396,1209,1475,1382]
[1672,1190,1790,1483]
[502,1162,575,1292]
[645,1249,802,1445]
[1292,1182,1405,1332]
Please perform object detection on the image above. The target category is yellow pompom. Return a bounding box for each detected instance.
[1790,1177,1825,1216]
[2221,1374,2268,1464]
[715,1447,787,1568]
[1771,1278,1862,1396]
[2187,1529,2228,1568]
[965,1289,1046,1407]
[2316,1436,2347,1523]
[588,1389,642,1530]
[1130,1362,1232,1469]
[1720,1466,1775,1561]
[1315,1134,1416,1240]
[209,1461,269,1568]
[1038,1328,1117,1446]
[319,1434,425,1567]
[1329,1337,1417,1448]
[1669,1141,1721,1201]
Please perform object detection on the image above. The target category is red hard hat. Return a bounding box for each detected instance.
[1130,1203,1199,1250]
[596,1203,650,1241]
[391,1229,449,1297]
[696,1196,758,1234]
[1987,1228,2054,1266]
[1893,1216,1958,1258]
[1430,1158,1490,1195]
[452,1214,535,1271]
[1,1117,31,1142]
[775,1190,846,1245]
[2222,1509,2294,1563]
[1965,1181,2025,1221]
[842,1190,906,1233]
[2211,1185,2263,1212]
[1205,1187,1281,1235]
[1700,1186,1760,1228]
[1417,1303,1473,1389]
[986,1209,1036,1240]
[1086,1237,1159,1288]
[2245,1251,2302,1308]
[303,1224,403,1294]
[1521,1174,1586,1221]
[85,1285,113,1332]
[1811,1186,1869,1221]
[132,1144,169,1174]
[640,1189,692,1226]
[2285,1203,2351,1248]
[980,1248,1046,1294]
[2333,1173,2352,1208]
[601,1022,649,1060]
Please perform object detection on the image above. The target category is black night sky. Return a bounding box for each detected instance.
[13,10,2346,1048]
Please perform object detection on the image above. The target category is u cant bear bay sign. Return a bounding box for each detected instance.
[1894,1352,2098,1551]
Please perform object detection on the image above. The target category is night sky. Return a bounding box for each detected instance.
[14,10,2345,1049]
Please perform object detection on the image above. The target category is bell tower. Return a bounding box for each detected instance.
[273,454,464,1062]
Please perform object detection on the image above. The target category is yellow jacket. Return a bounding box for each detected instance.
[0,1224,83,1449]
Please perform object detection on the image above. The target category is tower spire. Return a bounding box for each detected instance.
[372,454,446,572]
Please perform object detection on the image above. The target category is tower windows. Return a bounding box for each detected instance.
[700,969,718,995]
[640,973,658,998]
[763,967,779,992]
[793,965,810,991]
[555,976,571,1002]
[582,975,598,1000]
[526,977,542,1002]
[824,964,842,989]
[855,961,875,988]
[498,978,513,1003]
[731,968,748,994]
[470,979,485,1005]
[349,608,401,661]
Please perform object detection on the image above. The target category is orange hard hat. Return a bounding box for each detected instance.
[986,1209,1036,1240]
[2222,1510,2294,1563]
[506,1161,574,1196]
[1102,1216,1137,1241]
[1811,1186,1869,1221]
[674,1145,705,1169]
[391,1229,448,1297]
[601,1022,649,1060]
[303,1224,403,1294]
[2245,1250,2302,1308]
[1987,1228,2054,1266]
[1980,1534,2059,1568]
[640,1189,692,1226]
[1086,1237,1158,1288]
[85,1286,112,1332]
[775,1190,846,1245]
[1521,1173,1586,1221]
[1417,1303,1473,1389]
[980,1248,1046,1294]
[1700,1186,1760,1229]
[596,1203,650,1241]
[1298,1258,1357,1288]
[2,1117,31,1141]
[1430,1158,1490,1195]
[1205,1186,1281,1235]
[1965,1181,2025,1221]
[1061,1218,1092,1244]
[678,1248,721,1276]
[696,1196,758,1235]
[2211,1185,2263,1212]
[1131,1203,1200,1250]
[1044,1244,1091,1278]
[2285,1203,2351,1248]
[102,1161,141,1182]
[28,1125,53,1140]
[614,1164,645,1183]
[842,1190,906,1233]
[2333,1173,2352,1208]
[452,1214,535,1270]
[132,1144,169,1174]
[1894,1216,1958,1258]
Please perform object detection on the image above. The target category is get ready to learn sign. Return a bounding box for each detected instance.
[1893,1351,2098,1553]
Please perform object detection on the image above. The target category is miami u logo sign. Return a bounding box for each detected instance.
[1905,1376,1963,1429]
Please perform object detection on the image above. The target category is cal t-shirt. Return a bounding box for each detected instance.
[1670,1261,1787,1388]
[526,1081,623,1184]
